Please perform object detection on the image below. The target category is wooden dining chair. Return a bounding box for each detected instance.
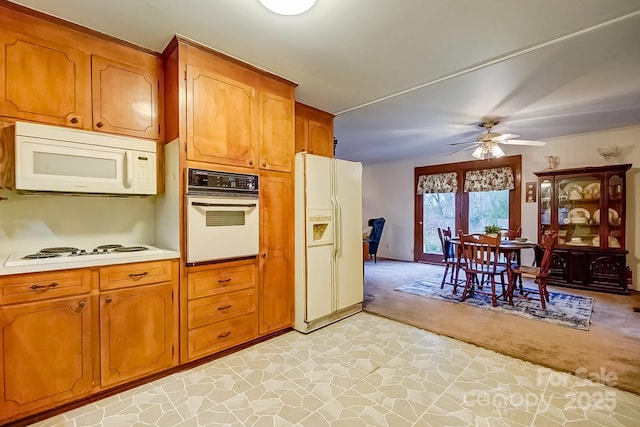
[437,227,460,293]
[457,232,508,307]
[510,232,558,309]
[500,226,523,292]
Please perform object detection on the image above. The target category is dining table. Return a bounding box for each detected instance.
[447,237,538,304]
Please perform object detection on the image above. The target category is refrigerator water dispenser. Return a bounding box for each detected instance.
[307,209,333,246]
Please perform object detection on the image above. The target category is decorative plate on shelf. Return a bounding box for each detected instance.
[609,236,621,248]
[568,207,590,224]
[593,208,620,225]
[583,182,600,199]
[564,183,583,200]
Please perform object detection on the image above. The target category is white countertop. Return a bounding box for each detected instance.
[0,248,180,276]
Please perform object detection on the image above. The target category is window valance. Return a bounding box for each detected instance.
[416,172,458,195]
[463,167,515,192]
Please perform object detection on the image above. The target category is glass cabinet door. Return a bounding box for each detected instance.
[557,175,600,247]
[539,179,552,243]
[606,174,624,249]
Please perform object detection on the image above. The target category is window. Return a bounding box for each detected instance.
[414,155,521,263]
[468,189,510,233]
[422,192,456,253]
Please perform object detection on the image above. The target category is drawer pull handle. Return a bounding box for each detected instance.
[128,272,149,279]
[217,304,232,311]
[218,278,231,283]
[218,331,231,338]
[30,282,58,290]
[105,297,113,304]
[78,301,87,309]
[70,117,79,124]
[96,121,104,128]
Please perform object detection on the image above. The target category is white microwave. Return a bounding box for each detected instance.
[15,121,157,195]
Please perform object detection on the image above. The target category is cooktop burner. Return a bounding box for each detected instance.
[113,246,148,252]
[22,252,61,260]
[4,244,165,268]
[96,244,123,250]
[41,247,79,254]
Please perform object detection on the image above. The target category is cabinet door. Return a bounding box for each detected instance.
[294,114,308,153]
[186,64,257,168]
[590,253,627,292]
[100,283,174,387]
[0,30,89,127]
[0,296,92,422]
[91,55,159,139]
[259,90,293,172]
[308,119,334,157]
[259,171,293,334]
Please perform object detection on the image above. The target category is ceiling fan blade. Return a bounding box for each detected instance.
[501,139,546,146]
[491,133,520,142]
[447,144,480,155]
[448,140,479,146]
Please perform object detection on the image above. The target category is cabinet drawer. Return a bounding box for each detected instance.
[187,262,255,299]
[100,260,172,290]
[188,289,255,329]
[187,313,257,360]
[0,269,91,304]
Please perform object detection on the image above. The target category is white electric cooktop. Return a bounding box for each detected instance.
[1,244,179,275]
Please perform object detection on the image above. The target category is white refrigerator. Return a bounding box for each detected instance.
[294,153,363,333]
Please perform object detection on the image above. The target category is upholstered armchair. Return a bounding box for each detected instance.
[367,217,386,262]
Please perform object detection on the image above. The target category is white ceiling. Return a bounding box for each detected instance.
[9,0,640,164]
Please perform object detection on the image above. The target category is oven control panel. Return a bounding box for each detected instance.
[187,168,259,197]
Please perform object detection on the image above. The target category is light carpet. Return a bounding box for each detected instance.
[395,276,594,330]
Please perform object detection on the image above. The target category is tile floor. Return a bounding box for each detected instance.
[32,312,640,426]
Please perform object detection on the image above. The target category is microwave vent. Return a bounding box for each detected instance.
[206,211,245,227]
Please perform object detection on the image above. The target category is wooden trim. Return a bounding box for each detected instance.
[295,101,335,118]
[533,163,632,176]
[171,35,298,88]
[0,0,160,57]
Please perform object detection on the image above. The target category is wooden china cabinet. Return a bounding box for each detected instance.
[535,163,631,294]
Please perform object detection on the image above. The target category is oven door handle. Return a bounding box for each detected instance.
[191,202,257,208]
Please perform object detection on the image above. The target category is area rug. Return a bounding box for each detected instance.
[395,277,594,331]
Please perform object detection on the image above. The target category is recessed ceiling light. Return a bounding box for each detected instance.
[258,0,317,16]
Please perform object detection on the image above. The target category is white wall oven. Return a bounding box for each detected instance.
[186,168,259,264]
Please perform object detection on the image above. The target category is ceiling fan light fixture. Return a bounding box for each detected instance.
[491,143,505,158]
[258,0,317,15]
[472,145,485,160]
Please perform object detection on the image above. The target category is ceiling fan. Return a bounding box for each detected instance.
[448,120,546,159]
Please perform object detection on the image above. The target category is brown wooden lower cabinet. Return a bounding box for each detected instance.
[549,248,628,294]
[187,312,258,360]
[183,259,258,363]
[0,259,179,424]
[99,282,175,387]
[0,294,93,422]
[258,171,294,335]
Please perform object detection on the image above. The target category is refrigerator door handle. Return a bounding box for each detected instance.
[334,197,342,257]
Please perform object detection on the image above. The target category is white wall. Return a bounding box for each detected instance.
[0,189,157,253]
[362,125,640,289]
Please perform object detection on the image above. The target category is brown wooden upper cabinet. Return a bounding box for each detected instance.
[0,25,161,140]
[0,30,90,128]
[259,90,294,172]
[186,63,259,168]
[295,102,334,158]
[181,40,295,172]
[91,55,160,139]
